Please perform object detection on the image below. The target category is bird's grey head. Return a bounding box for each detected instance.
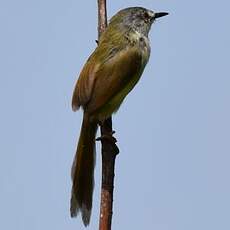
[110,7,168,37]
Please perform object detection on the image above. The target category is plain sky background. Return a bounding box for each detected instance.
[1,0,230,229]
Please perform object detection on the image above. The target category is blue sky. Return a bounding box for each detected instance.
[1,0,230,229]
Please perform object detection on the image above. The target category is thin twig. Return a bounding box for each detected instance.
[97,0,107,37]
[97,1,119,230]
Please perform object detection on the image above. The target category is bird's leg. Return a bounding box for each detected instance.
[96,133,117,143]
[96,129,117,143]
[96,121,117,144]
[96,119,119,155]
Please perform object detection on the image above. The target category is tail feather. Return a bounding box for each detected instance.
[70,114,97,226]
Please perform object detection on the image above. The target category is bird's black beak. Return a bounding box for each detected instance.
[154,12,169,19]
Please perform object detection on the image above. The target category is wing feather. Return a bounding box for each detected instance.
[72,45,147,117]
[86,47,144,114]
[71,55,100,111]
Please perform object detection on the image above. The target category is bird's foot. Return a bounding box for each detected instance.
[96,131,117,143]
[96,119,119,155]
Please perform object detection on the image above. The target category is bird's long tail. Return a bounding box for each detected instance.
[70,113,97,226]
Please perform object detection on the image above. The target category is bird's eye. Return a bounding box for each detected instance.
[143,12,150,22]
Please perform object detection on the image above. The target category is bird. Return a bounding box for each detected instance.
[70,6,168,226]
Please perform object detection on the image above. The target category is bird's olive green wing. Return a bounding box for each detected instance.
[85,47,145,116]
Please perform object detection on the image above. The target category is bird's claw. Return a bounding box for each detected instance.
[96,133,117,143]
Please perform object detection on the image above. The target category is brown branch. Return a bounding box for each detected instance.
[98,118,119,230]
[97,0,107,37]
[97,1,119,230]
